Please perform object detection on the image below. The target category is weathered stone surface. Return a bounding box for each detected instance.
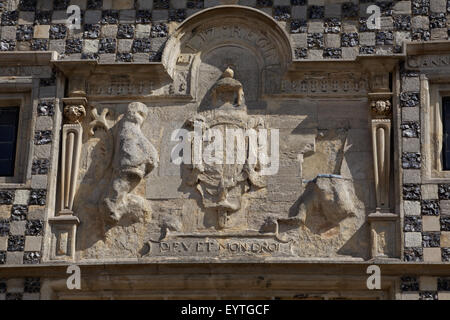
[101,102,158,222]
[297,175,357,231]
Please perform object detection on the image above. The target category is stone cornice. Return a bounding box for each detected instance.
[51,60,171,81]
[0,51,57,65]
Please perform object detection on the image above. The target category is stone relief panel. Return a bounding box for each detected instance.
[57,7,391,262]
[68,72,373,261]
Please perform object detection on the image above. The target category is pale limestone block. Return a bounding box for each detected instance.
[118,39,133,53]
[101,25,118,38]
[14,190,30,205]
[31,175,48,189]
[422,216,440,232]
[421,184,438,200]
[402,138,420,152]
[380,17,394,30]
[0,205,11,220]
[342,21,358,33]
[402,107,420,122]
[35,116,53,131]
[308,21,324,33]
[83,39,99,53]
[440,200,450,215]
[291,33,307,48]
[403,170,421,184]
[430,0,447,12]
[431,28,448,40]
[405,232,422,247]
[169,0,183,10]
[1,26,16,40]
[99,53,116,63]
[6,252,23,265]
[33,25,50,39]
[133,53,150,62]
[393,1,412,14]
[359,32,375,46]
[395,31,411,45]
[49,40,65,53]
[401,292,420,300]
[16,42,31,51]
[441,231,450,247]
[28,206,45,220]
[402,76,420,92]
[308,49,323,60]
[135,24,151,38]
[342,47,358,60]
[438,292,450,300]
[324,34,340,48]
[412,16,430,29]
[308,0,324,5]
[420,276,437,291]
[423,247,441,262]
[9,221,26,235]
[0,237,7,251]
[25,236,42,251]
[33,144,52,159]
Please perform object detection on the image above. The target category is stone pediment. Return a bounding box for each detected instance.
[162,5,293,103]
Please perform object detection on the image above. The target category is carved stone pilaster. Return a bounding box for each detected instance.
[49,97,87,261]
[60,97,86,214]
[368,92,392,211]
[368,84,396,259]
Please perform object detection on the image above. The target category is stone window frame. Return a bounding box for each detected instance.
[422,81,450,182]
[0,79,36,188]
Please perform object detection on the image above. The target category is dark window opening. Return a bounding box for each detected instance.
[0,107,19,176]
